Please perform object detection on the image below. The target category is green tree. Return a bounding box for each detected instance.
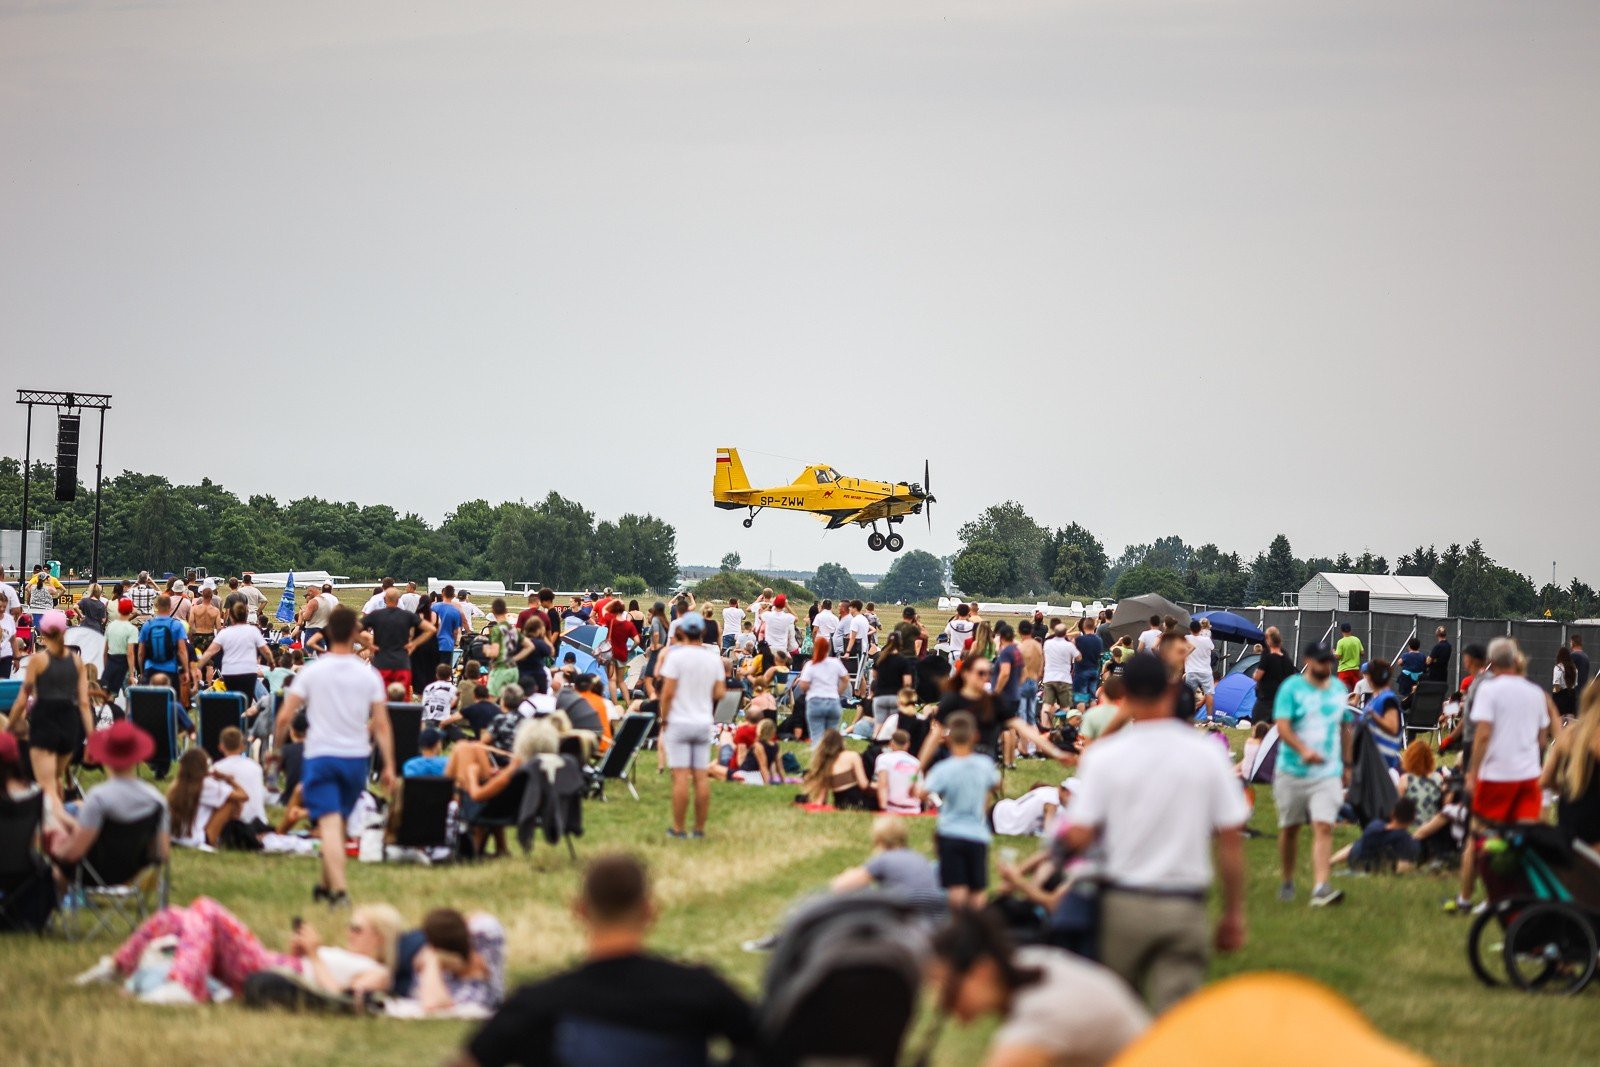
[721,552,741,572]
[487,503,540,583]
[1112,565,1188,603]
[811,562,866,602]
[612,574,649,596]
[1247,534,1301,605]
[874,550,945,603]
[955,502,1048,595]
[951,540,1010,598]
[592,513,677,590]
[1042,523,1107,597]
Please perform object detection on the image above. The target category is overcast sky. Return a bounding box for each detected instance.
[3,1,1597,582]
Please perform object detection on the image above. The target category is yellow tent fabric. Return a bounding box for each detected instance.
[1110,972,1432,1067]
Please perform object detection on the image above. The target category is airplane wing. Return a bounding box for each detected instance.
[830,498,900,526]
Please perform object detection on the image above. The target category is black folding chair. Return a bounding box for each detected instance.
[386,703,424,773]
[61,808,169,941]
[0,791,55,934]
[127,686,180,777]
[197,690,246,760]
[597,712,654,802]
[386,775,455,860]
[1406,681,1448,743]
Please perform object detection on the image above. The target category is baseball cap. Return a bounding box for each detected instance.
[772,594,787,608]
[677,613,706,636]
[1304,642,1338,664]
[117,598,135,615]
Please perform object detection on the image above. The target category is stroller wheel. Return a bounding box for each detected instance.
[1503,901,1598,995]
[1467,903,1511,987]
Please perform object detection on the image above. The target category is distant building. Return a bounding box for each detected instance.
[1297,572,1449,615]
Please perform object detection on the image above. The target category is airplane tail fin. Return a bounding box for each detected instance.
[714,447,751,496]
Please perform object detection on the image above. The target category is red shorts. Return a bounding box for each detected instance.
[1471,777,1543,824]
[378,668,412,699]
[1337,669,1362,691]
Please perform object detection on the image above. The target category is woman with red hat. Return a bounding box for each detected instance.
[51,720,168,870]
[7,608,92,809]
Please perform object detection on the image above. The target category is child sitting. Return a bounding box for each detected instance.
[404,728,449,777]
[874,729,923,814]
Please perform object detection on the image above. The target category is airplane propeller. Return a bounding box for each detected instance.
[923,458,934,531]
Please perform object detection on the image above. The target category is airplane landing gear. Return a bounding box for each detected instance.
[867,531,886,551]
[742,518,754,528]
[885,532,904,553]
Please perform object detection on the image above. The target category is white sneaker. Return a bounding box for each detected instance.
[72,955,118,986]
[139,980,198,1006]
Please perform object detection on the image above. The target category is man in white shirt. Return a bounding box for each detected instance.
[1184,618,1217,723]
[811,601,840,648]
[841,601,871,658]
[1465,637,1561,863]
[992,781,1070,837]
[759,595,798,656]
[238,573,266,624]
[720,599,744,652]
[276,605,393,905]
[941,603,977,664]
[212,726,269,828]
[1041,624,1081,718]
[1064,651,1247,1013]
[397,581,421,614]
[1137,615,1164,653]
[457,589,485,629]
[361,578,395,615]
[658,614,726,839]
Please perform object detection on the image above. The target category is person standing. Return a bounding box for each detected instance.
[1072,617,1105,703]
[432,586,465,667]
[1570,634,1591,692]
[658,614,724,839]
[942,603,977,665]
[188,586,222,684]
[397,581,422,614]
[275,606,394,905]
[1184,619,1217,724]
[1273,643,1351,907]
[1424,625,1454,685]
[103,597,139,697]
[361,578,395,616]
[759,594,798,659]
[720,598,744,653]
[1136,615,1163,653]
[920,712,1001,910]
[1252,626,1295,715]
[1466,636,1560,823]
[129,570,159,619]
[1040,624,1080,722]
[238,573,267,625]
[136,594,194,705]
[362,587,436,699]
[7,609,93,810]
[195,601,274,703]
[799,641,851,743]
[811,600,840,651]
[1333,622,1363,693]
[299,585,335,655]
[76,582,109,634]
[1063,652,1248,1012]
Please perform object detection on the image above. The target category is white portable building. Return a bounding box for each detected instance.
[1298,573,1449,615]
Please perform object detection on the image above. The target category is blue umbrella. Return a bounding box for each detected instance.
[275,571,297,625]
[1192,610,1265,645]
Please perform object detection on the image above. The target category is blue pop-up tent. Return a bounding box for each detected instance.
[1193,610,1266,645]
[1213,673,1260,721]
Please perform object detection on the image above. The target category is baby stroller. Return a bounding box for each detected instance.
[1467,821,1600,994]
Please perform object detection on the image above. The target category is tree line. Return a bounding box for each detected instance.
[0,457,679,592]
[948,500,1599,621]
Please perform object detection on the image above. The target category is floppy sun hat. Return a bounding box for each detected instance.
[87,721,156,771]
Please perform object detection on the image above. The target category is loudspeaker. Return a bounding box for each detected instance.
[1347,590,1370,612]
[54,413,80,501]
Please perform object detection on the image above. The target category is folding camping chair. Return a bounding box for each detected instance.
[1406,681,1448,743]
[464,771,529,858]
[60,809,169,941]
[385,703,425,776]
[197,690,247,760]
[597,712,654,801]
[713,689,744,726]
[126,686,180,778]
[386,775,455,861]
[0,791,55,933]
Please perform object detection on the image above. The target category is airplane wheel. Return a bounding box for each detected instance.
[742,518,753,528]
[885,533,904,552]
[867,532,886,551]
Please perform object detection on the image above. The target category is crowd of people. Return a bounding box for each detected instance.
[6,563,1600,1065]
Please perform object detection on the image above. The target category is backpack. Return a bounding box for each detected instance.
[142,617,178,665]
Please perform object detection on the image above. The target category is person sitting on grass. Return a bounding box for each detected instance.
[404,727,448,777]
[1333,796,1421,872]
[801,728,871,810]
[927,908,1148,1067]
[394,908,506,1018]
[830,814,946,917]
[452,853,755,1067]
[709,705,764,783]
[713,717,781,785]
[167,747,249,850]
[875,729,924,814]
[77,898,403,1006]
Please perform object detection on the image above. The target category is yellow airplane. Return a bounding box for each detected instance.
[712,447,935,552]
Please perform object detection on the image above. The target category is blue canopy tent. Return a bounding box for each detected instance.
[1193,610,1266,645]
[1213,673,1260,721]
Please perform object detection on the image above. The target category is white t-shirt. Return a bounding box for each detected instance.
[846,614,871,649]
[178,777,232,847]
[362,593,388,615]
[760,610,797,653]
[721,606,745,636]
[1470,673,1550,782]
[420,680,456,723]
[875,749,922,814]
[812,610,840,642]
[1042,636,1081,682]
[993,947,1150,1067]
[1068,719,1249,892]
[942,618,976,655]
[295,653,385,760]
[992,785,1062,837]
[212,625,267,676]
[1185,632,1214,677]
[800,656,851,700]
[1137,627,1162,652]
[397,592,420,613]
[240,584,266,622]
[213,753,268,825]
[660,644,724,728]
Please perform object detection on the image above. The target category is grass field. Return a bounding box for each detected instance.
[2,593,1590,1065]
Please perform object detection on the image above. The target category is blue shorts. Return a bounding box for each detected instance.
[301,756,369,823]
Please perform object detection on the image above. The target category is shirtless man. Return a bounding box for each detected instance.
[189,586,223,684]
[1017,619,1045,737]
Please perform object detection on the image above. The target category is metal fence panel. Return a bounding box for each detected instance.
[1370,613,1416,667]
[1299,611,1335,649]
[1511,621,1563,691]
